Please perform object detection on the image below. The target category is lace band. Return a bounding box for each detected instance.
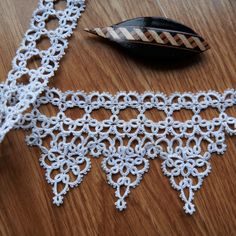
[0,0,85,142]
[16,87,236,214]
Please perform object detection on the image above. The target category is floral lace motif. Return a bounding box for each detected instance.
[16,87,236,214]
[0,0,85,142]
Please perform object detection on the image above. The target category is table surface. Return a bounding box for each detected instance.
[0,0,236,235]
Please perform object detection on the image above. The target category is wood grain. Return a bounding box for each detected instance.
[0,0,236,235]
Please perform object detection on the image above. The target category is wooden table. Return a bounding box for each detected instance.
[0,0,236,235]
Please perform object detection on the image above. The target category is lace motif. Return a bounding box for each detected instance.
[0,0,85,142]
[16,88,236,214]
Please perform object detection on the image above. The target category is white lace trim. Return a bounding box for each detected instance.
[16,87,236,214]
[0,0,85,142]
[1,0,236,215]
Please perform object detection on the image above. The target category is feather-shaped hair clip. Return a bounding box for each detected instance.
[85,17,210,58]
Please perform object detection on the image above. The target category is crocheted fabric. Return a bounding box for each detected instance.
[0,0,85,142]
[16,88,236,214]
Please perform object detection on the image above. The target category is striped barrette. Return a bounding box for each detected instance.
[85,17,210,57]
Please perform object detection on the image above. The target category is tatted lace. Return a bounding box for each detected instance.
[0,0,85,142]
[1,0,236,215]
[16,87,236,214]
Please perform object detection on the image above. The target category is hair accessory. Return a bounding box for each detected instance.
[85,17,210,57]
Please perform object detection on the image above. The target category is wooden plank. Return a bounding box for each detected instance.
[0,0,236,235]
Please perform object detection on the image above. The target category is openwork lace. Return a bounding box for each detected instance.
[0,0,85,142]
[1,0,236,215]
[16,88,236,214]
